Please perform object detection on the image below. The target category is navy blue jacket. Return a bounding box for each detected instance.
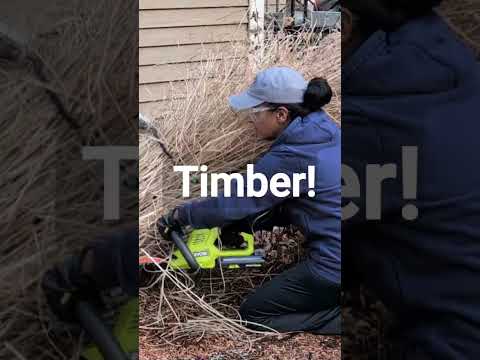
[343,13,480,358]
[178,111,341,284]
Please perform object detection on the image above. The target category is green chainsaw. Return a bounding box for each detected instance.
[76,297,138,360]
[139,227,265,271]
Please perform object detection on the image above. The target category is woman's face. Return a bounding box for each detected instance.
[247,106,289,140]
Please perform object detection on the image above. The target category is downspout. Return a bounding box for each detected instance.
[249,0,265,49]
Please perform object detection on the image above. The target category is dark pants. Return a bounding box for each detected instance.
[239,260,341,334]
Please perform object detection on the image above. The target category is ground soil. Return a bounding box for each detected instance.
[140,334,341,360]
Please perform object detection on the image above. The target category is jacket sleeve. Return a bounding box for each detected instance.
[176,150,308,229]
[88,227,138,295]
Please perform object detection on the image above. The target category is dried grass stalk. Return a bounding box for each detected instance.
[439,0,480,58]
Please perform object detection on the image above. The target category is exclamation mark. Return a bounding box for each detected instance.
[402,147,419,220]
[308,165,316,198]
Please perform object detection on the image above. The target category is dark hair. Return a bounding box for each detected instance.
[269,77,332,120]
[342,0,443,31]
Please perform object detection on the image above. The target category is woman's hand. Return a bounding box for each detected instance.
[41,252,99,322]
[157,208,183,239]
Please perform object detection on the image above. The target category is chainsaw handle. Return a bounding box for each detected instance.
[75,301,128,360]
[170,230,200,272]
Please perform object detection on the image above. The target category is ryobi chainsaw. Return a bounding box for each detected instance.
[77,297,138,360]
[139,227,265,271]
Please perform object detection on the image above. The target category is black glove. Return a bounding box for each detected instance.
[231,205,290,233]
[42,249,100,322]
[220,218,253,248]
[157,208,183,240]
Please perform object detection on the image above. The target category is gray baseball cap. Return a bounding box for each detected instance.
[228,67,308,112]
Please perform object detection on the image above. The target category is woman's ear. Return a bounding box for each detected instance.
[275,107,289,124]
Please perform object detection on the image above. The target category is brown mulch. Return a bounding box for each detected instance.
[140,334,340,360]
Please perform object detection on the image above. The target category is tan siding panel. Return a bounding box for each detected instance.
[141,64,186,84]
[139,25,247,47]
[139,101,166,116]
[140,0,248,9]
[139,82,188,103]
[140,58,247,101]
[139,99,184,117]
[140,62,219,84]
[139,43,239,65]
[140,8,247,28]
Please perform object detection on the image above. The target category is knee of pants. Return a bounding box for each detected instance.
[311,306,342,335]
[239,299,253,321]
[239,299,266,326]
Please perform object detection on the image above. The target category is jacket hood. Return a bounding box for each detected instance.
[343,12,478,97]
[274,110,339,147]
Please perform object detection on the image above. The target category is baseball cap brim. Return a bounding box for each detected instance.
[228,90,264,113]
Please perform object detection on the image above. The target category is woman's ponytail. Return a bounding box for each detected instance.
[303,77,332,111]
[268,77,333,120]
